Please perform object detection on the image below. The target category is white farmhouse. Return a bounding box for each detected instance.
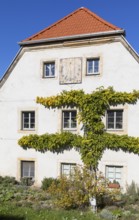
[0,7,139,188]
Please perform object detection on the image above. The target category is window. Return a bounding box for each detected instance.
[107,110,123,130]
[61,163,76,176]
[62,110,77,130]
[21,161,35,179]
[21,111,35,130]
[43,62,55,77]
[106,166,123,185]
[87,58,99,75]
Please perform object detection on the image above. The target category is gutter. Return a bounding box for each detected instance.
[19,30,125,46]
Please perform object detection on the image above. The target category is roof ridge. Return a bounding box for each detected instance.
[23,7,84,42]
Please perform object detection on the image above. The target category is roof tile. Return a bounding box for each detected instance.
[22,7,123,42]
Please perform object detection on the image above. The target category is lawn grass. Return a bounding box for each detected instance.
[0,203,101,220]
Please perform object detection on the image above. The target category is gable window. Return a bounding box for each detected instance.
[107,110,123,130]
[106,165,123,185]
[43,62,55,77]
[21,161,35,179]
[21,111,35,130]
[87,58,99,75]
[61,163,76,176]
[62,110,77,130]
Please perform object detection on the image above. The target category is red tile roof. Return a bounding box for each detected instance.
[22,7,123,43]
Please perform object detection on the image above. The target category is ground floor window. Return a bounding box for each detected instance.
[21,161,35,179]
[106,165,123,185]
[61,163,76,177]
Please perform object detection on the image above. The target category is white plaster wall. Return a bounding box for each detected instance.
[0,39,139,187]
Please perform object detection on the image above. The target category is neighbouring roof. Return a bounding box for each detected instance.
[20,7,124,45]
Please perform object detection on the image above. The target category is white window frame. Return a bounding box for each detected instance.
[43,62,55,78]
[107,109,123,130]
[106,165,123,185]
[61,163,76,177]
[86,58,100,75]
[21,111,35,131]
[62,110,77,131]
[21,160,35,180]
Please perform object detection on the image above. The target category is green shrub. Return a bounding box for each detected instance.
[99,209,113,220]
[122,181,139,204]
[41,177,59,190]
[20,177,34,186]
[47,166,120,210]
[0,176,18,186]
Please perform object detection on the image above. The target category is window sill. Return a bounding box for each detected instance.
[43,76,55,78]
[62,129,77,133]
[106,129,126,135]
[86,73,100,76]
[18,129,37,134]
[107,129,124,131]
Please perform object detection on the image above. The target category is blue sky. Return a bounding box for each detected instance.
[0,0,139,79]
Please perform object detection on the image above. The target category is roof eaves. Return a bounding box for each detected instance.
[19,29,125,46]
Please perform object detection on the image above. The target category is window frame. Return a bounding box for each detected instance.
[43,61,55,78]
[106,109,123,130]
[106,165,123,185]
[21,160,35,180]
[21,111,35,131]
[61,163,76,177]
[62,110,77,131]
[86,58,100,75]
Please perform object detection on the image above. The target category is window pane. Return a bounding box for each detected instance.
[108,167,114,172]
[115,167,122,172]
[115,173,121,179]
[94,59,99,72]
[63,112,70,128]
[108,173,115,178]
[116,111,123,129]
[71,111,77,128]
[107,111,114,129]
[87,60,93,73]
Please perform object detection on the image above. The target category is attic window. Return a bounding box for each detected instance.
[43,62,55,78]
[87,58,99,75]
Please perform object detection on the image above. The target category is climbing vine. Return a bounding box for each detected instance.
[18,87,139,169]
